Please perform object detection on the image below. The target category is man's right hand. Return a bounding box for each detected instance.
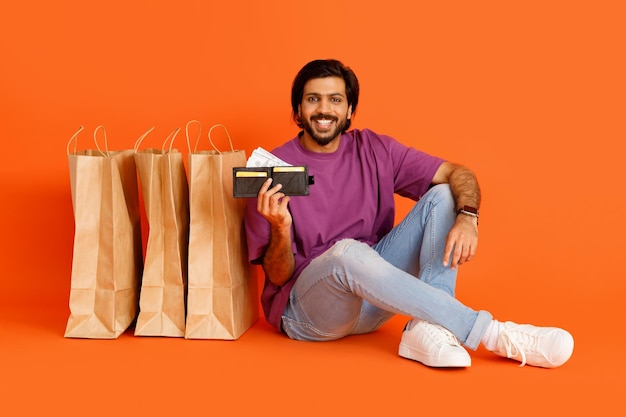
[257,178,292,229]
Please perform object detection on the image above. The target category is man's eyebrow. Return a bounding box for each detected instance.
[304,92,346,97]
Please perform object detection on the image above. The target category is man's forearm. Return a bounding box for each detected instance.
[262,225,295,286]
[448,165,481,209]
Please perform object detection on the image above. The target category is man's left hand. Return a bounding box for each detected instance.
[443,215,478,269]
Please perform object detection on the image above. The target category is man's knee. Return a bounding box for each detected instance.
[427,183,453,200]
[423,184,455,213]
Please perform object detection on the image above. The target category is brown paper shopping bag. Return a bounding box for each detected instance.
[64,126,143,338]
[185,123,258,339]
[133,127,189,337]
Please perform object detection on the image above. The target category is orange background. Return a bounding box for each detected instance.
[1,1,624,415]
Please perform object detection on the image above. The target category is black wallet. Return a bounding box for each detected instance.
[233,166,314,198]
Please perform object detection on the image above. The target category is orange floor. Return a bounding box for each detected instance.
[1,280,622,416]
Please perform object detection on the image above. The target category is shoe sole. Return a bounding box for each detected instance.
[398,343,471,368]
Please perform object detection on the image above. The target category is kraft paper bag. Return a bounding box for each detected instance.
[64,126,143,339]
[134,127,189,337]
[185,123,258,339]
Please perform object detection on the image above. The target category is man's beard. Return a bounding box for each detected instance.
[301,114,349,147]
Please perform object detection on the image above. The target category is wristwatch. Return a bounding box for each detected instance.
[456,205,479,222]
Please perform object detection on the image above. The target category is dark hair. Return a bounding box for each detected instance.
[291,59,360,130]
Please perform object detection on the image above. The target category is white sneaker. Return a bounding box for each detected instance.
[493,321,574,368]
[398,319,471,367]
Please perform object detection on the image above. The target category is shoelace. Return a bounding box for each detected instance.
[427,322,461,346]
[500,326,544,367]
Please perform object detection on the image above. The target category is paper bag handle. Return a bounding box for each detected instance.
[163,127,181,152]
[205,124,235,154]
[66,125,110,157]
[133,127,180,153]
[66,125,85,155]
[185,119,202,153]
[93,125,111,157]
[133,126,156,153]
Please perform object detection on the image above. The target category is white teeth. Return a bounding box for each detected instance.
[317,120,331,125]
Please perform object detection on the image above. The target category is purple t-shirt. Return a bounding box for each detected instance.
[244,128,444,331]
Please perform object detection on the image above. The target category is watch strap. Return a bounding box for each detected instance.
[456,205,479,217]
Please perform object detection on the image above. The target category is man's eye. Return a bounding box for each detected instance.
[307,96,319,102]
[331,97,342,103]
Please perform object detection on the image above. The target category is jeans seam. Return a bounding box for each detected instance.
[378,195,439,285]
[376,200,421,258]
[424,204,436,284]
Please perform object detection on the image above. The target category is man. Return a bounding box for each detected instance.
[244,59,573,368]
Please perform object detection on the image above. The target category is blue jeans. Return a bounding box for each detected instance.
[281,184,492,350]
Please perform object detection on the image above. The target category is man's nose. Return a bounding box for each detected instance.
[317,98,331,113]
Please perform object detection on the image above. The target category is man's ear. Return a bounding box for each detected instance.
[347,105,353,119]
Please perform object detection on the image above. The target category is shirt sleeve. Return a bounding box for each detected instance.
[385,134,445,199]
